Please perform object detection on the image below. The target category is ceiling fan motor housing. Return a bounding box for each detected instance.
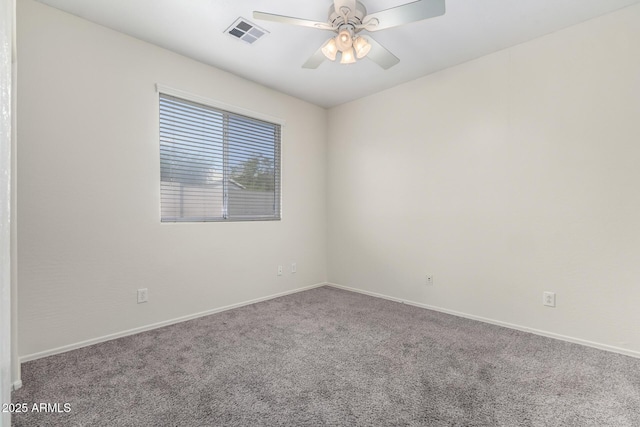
[328,1,367,29]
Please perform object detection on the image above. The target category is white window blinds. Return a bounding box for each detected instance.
[159,93,281,222]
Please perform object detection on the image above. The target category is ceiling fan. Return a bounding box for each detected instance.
[253,0,445,70]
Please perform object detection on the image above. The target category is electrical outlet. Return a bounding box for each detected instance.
[291,263,297,273]
[137,288,148,304]
[426,275,434,286]
[543,291,556,307]
[277,265,283,276]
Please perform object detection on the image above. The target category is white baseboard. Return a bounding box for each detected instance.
[20,282,327,363]
[20,281,639,367]
[326,282,640,360]
[12,380,22,391]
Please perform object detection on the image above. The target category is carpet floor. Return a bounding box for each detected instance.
[11,286,640,426]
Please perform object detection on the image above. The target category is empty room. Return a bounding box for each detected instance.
[2,0,640,425]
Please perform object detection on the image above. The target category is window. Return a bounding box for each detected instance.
[159,92,281,222]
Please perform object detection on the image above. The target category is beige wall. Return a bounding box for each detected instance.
[16,0,327,359]
[327,4,640,354]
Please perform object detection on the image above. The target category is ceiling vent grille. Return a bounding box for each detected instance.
[225,18,269,44]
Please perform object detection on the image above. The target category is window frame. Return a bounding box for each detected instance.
[157,84,284,223]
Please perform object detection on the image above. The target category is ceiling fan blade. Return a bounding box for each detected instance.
[363,0,445,32]
[302,46,327,69]
[366,37,400,70]
[253,11,335,31]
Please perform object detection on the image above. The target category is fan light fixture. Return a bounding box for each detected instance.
[322,25,371,65]
[353,36,371,59]
[321,38,338,61]
[336,29,353,50]
[340,47,356,64]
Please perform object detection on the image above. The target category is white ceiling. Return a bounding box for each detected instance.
[35,0,640,108]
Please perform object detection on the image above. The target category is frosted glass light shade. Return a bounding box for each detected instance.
[321,38,338,61]
[340,47,356,64]
[353,36,371,59]
[336,29,353,51]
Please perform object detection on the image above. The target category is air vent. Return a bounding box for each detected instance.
[225,18,269,44]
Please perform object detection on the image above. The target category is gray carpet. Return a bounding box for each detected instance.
[11,286,640,426]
